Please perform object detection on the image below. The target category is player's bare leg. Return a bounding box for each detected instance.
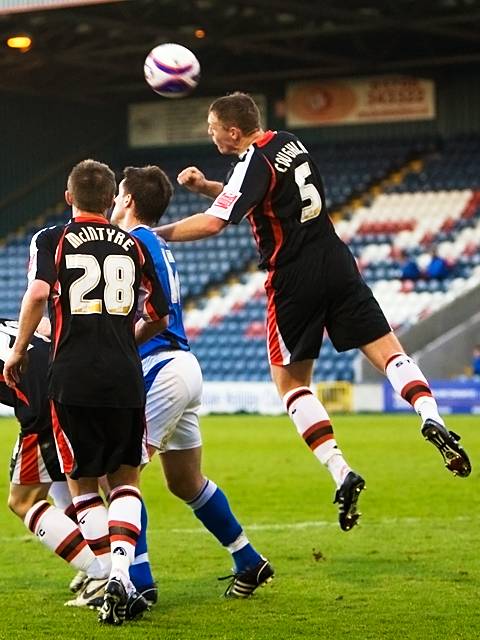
[8,482,50,519]
[159,446,204,500]
[271,360,365,531]
[361,332,471,477]
[159,446,273,597]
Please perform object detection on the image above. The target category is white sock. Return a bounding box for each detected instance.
[227,532,250,554]
[326,454,351,488]
[414,397,445,426]
[385,353,443,424]
[73,493,111,576]
[108,485,142,591]
[284,387,351,488]
[24,500,96,572]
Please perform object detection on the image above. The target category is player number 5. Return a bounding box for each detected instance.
[66,254,135,316]
[294,161,322,223]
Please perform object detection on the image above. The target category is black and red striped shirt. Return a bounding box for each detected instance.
[28,215,169,408]
[205,130,335,270]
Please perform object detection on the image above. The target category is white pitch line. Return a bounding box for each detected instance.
[169,520,336,534]
[1,515,476,542]
[164,514,478,535]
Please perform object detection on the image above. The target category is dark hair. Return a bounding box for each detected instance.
[209,92,261,135]
[67,159,116,213]
[122,165,174,225]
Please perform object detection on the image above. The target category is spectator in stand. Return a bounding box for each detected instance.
[425,247,451,280]
[399,250,421,281]
[472,345,480,377]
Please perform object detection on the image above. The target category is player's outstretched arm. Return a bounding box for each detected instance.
[177,166,223,199]
[3,280,50,386]
[154,212,227,242]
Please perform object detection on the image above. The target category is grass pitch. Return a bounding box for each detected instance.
[0,413,478,640]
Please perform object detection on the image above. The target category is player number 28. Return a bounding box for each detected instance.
[66,254,135,316]
[295,161,322,223]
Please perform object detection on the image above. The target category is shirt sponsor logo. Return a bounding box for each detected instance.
[214,191,241,210]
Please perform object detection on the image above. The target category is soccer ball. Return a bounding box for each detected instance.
[144,43,200,98]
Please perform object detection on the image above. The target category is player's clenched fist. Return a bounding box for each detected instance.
[177,166,206,193]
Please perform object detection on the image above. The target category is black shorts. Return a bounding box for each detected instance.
[50,401,145,479]
[265,237,391,364]
[10,428,65,484]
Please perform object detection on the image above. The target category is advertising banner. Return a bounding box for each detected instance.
[384,380,480,414]
[200,382,284,415]
[287,76,435,127]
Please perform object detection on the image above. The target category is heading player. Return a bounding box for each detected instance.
[153,92,471,531]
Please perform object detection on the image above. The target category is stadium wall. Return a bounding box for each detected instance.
[0,93,123,238]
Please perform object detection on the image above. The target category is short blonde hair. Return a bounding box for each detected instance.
[209,92,261,135]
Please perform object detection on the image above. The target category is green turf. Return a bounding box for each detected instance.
[0,413,478,640]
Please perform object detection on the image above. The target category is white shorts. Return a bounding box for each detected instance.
[142,349,203,454]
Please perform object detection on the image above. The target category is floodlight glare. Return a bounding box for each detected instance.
[7,35,32,50]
